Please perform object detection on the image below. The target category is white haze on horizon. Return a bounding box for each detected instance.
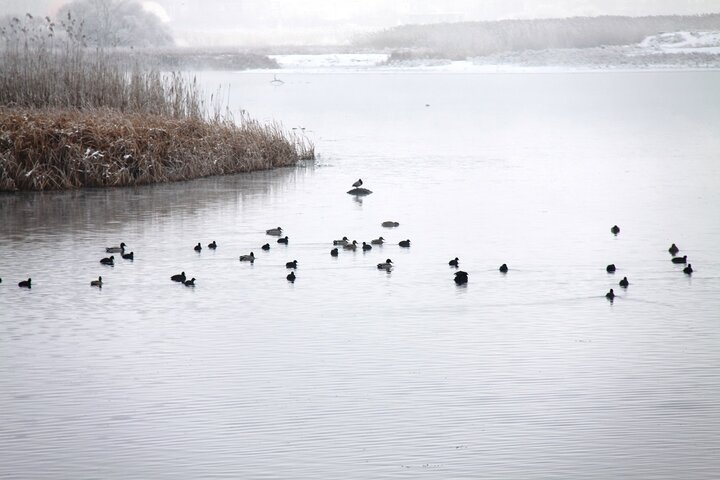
[1,0,719,45]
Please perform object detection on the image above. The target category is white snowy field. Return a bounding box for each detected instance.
[265,31,720,73]
[639,31,720,54]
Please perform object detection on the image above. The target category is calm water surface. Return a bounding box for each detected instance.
[2,71,720,479]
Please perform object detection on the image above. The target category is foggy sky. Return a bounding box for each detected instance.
[2,0,719,45]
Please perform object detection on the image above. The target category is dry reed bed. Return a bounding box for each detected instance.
[0,108,314,191]
[1,15,313,191]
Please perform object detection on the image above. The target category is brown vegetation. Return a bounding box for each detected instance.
[0,108,313,191]
[0,14,311,191]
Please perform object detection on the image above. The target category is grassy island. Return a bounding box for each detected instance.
[0,15,312,191]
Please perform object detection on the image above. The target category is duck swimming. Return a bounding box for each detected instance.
[343,240,358,251]
[239,252,255,262]
[171,272,186,282]
[606,264,616,273]
[261,243,270,251]
[683,264,693,274]
[611,225,620,235]
[668,243,679,255]
[399,239,411,248]
[122,251,134,260]
[382,221,400,227]
[671,255,687,264]
[91,276,103,288]
[371,237,385,245]
[333,236,349,246]
[208,241,217,249]
[362,242,372,251]
[286,260,298,269]
[105,242,126,253]
[606,288,615,300]
[330,248,339,257]
[277,236,289,244]
[619,276,629,288]
[18,278,31,288]
[499,263,508,273]
[448,257,459,267]
[194,242,202,252]
[287,271,296,282]
[454,271,468,285]
[377,259,393,271]
[184,278,196,287]
[100,256,114,266]
[266,227,283,236]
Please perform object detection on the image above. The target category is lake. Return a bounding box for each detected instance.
[2,69,720,479]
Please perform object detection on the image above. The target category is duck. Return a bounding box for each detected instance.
[239,252,255,262]
[399,239,411,248]
[171,271,186,282]
[382,221,400,227]
[330,248,339,257]
[454,271,469,285]
[362,242,372,251]
[333,236,349,246]
[287,271,296,282]
[343,240,358,251]
[377,259,393,271]
[277,236,289,244]
[668,243,679,255]
[683,264,693,275]
[286,260,298,269]
[18,278,31,288]
[261,243,270,251]
[371,237,385,245]
[606,288,615,300]
[266,227,283,236]
[100,256,114,266]
[208,241,217,249]
[448,257,459,267]
[90,276,103,288]
[619,276,629,288]
[611,225,620,235]
[105,242,126,253]
[352,178,363,188]
[671,255,687,264]
[606,264,616,273]
[184,278,196,287]
[499,263,508,273]
[194,242,202,252]
[121,251,134,260]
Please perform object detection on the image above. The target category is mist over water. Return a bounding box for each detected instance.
[2,70,720,478]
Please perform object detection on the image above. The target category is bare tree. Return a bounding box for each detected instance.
[57,0,174,48]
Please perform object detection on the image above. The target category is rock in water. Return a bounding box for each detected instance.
[347,187,373,195]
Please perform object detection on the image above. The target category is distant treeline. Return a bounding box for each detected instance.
[356,14,720,58]
[109,48,279,71]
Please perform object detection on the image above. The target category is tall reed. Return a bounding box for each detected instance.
[0,14,313,191]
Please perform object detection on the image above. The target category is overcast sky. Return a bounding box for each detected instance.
[2,0,719,45]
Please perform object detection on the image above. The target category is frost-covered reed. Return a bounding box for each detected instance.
[0,14,312,191]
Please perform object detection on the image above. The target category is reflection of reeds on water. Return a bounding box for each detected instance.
[0,14,313,191]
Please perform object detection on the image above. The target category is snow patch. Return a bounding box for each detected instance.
[639,31,720,54]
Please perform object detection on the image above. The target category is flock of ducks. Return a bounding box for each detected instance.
[1,186,695,298]
[603,226,693,302]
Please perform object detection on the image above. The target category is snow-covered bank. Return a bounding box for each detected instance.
[256,31,720,73]
[639,31,720,54]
